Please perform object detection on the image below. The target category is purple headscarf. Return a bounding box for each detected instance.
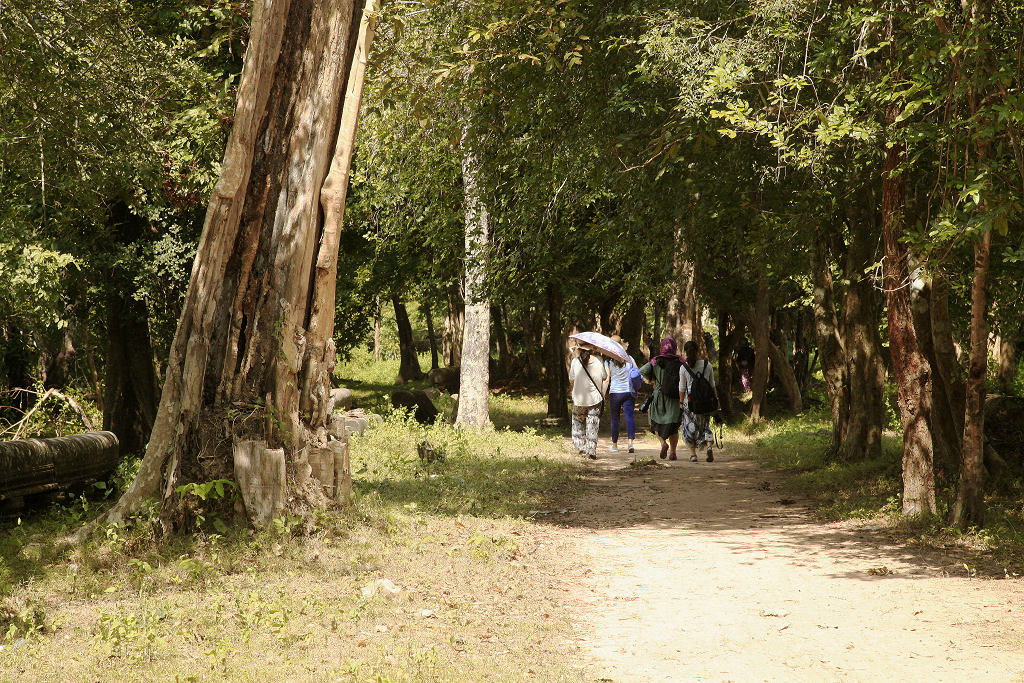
[650,337,679,366]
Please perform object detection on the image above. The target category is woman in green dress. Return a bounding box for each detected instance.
[639,337,683,460]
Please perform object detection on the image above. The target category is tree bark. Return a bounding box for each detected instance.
[393,297,423,383]
[443,283,464,367]
[545,283,569,420]
[663,229,696,342]
[911,277,961,474]
[749,275,771,423]
[373,296,381,362]
[767,338,802,413]
[89,0,376,533]
[455,138,491,429]
[811,232,849,455]
[839,210,886,461]
[881,135,935,517]
[104,290,160,456]
[424,302,440,370]
[951,228,993,528]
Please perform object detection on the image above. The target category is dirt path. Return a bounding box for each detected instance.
[546,436,1024,682]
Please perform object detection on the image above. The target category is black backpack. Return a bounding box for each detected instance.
[660,358,682,399]
[683,361,718,414]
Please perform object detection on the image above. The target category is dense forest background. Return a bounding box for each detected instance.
[2,0,1023,528]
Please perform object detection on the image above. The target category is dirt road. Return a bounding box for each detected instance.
[549,437,1024,682]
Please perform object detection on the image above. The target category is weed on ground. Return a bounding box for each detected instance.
[0,395,589,681]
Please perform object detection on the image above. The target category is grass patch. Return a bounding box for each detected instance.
[0,394,588,680]
[745,407,1024,575]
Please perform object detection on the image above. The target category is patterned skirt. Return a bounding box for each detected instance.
[680,408,713,448]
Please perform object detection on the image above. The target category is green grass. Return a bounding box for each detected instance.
[744,406,1024,575]
[0,392,588,680]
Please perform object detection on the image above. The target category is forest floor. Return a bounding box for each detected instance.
[547,432,1024,682]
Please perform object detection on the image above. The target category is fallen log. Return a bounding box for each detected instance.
[0,431,120,501]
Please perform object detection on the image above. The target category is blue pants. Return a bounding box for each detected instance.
[608,392,636,442]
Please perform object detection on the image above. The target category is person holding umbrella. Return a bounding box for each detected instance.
[568,345,608,459]
[638,337,683,460]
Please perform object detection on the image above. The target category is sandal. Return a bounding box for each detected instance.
[668,453,677,461]
[659,444,668,459]
[689,454,698,462]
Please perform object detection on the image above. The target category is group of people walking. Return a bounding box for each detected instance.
[569,336,720,462]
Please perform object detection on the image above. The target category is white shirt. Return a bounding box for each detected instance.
[570,356,607,407]
[678,359,715,399]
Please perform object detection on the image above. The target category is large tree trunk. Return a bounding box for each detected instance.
[104,291,160,456]
[90,0,376,533]
[839,211,886,461]
[393,297,423,383]
[749,275,771,423]
[455,139,491,429]
[616,299,645,362]
[663,229,696,342]
[103,203,160,456]
[545,283,569,421]
[951,228,993,528]
[881,135,935,517]
[811,233,849,455]
[911,277,961,474]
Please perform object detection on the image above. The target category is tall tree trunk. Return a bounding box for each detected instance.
[521,306,544,384]
[393,297,423,383]
[545,283,569,420]
[811,233,849,455]
[911,277,961,474]
[443,283,464,367]
[881,134,935,517]
[455,139,491,429]
[749,275,771,423]
[424,302,440,370]
[90,0,376,533]
[840,211,886,461]
[663,229,696,341]
[951,228,993,528]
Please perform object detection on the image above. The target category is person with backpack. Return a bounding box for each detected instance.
[604,335,640,454]
[638,337,683,460]
[679,340,720,462]
[569,346,608,459]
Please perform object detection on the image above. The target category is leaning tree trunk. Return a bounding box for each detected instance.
[393,297,424,383]
[455,136,491,429]
[811,232,849,456]
[881,134,935,517]
[749,275,771,423]
[88,0,377,533]
[951,228,993,528]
